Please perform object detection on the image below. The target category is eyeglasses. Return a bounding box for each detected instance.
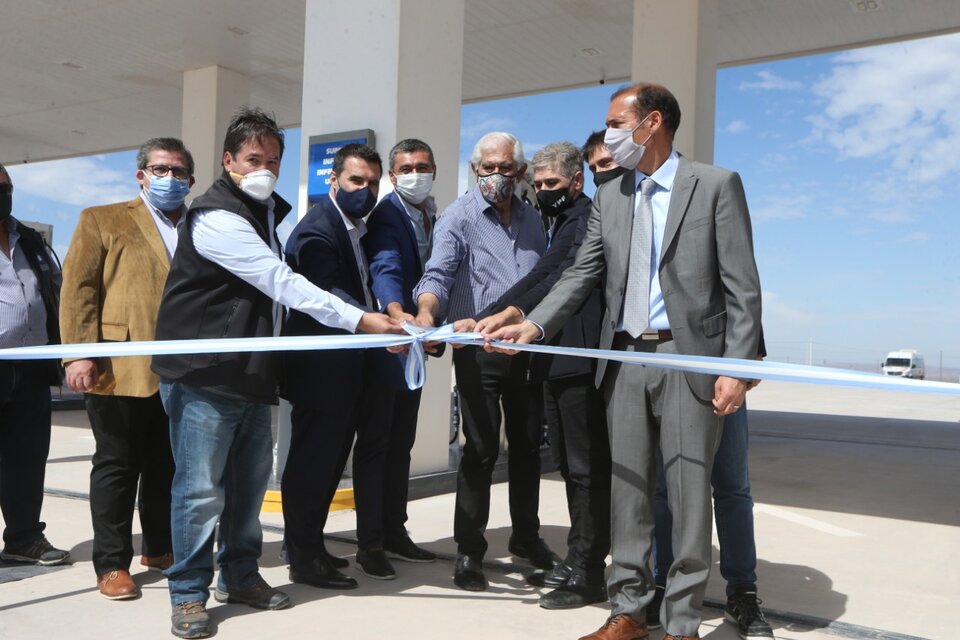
[0,183,12,195]
[145,164,191,180]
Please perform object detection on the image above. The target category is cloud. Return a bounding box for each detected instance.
[761,290,823,327]
[460,113,519,145]
[868,210,915,224]
[7,156,137,207]
[725,120,749,134]
[739,70,803,92]
[750,193,810,221]
[898,231,929,243]
[808,32,960,183]
[759,152,789,168]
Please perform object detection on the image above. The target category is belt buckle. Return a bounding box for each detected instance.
[640,331,661,341]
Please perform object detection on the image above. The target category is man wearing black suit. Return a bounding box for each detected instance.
[361,139,440,567]
[464,142,610,610]
[281,143,394,588]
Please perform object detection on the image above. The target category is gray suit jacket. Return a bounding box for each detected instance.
[526,155,762,399]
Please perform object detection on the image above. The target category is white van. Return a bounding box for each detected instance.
[882,349,925,379]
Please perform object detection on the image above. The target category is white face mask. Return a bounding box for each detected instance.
[394,172,434,205]
[604,114,652,169]
[233,169,277,201]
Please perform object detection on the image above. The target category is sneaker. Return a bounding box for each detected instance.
[214,576,291,610]
[384,536,437,563]
[725,589,774,639]
[171,601,210,639]
[646,584,665,629]
[356,548,397,580]
[0,536,70,566]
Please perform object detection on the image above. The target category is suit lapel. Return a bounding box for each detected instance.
[660,157,697,262]
[391,192,423,272]
[612,171,636,272]
[129,198,171,265]
[331,203,366,302]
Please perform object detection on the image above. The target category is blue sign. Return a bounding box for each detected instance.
[307,129,376,206]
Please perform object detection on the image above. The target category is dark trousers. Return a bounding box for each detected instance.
[381,387,423,543]
[543,374,611,584]
[452,346,543,560]
[85,392,174,575]
[282,374,393,564]
[0,361,52,547]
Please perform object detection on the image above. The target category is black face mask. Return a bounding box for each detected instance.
[0,190,11,221]
[593,165,628,188]
[536,188,572,217]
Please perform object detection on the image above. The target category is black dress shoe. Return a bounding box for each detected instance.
[453,554,488,591]
[526,561,572,587]
[289,556,358,590]
[538,573,607,610]
[384,536,437,563]
[320,544,349,569]
[356,548,396,580]
[508,537,561,570]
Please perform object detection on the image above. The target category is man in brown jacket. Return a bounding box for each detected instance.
[60,138,194,600]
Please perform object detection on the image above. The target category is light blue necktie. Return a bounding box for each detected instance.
[622,177,656,338]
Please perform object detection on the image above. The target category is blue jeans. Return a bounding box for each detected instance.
[653,403,757,597]
[159,381,273,606]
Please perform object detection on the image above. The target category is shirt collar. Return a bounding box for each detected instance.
[139,192,185,228]
[329,192,367,236]
[634,148,680,194]
[468,185,523,221]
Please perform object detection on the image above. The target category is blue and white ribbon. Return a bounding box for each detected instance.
[1,326,958,395]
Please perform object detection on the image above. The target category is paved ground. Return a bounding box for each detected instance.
[1,381,957,639]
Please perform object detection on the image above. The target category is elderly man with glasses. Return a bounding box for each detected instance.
[60,137,195,600]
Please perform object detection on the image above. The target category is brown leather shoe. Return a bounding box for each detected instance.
[578,614,649,640]
[141,552,174,572]
[97,569,139,600]
[664,635,699,640]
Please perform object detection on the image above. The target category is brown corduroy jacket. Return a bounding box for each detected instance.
[59,196,176,397]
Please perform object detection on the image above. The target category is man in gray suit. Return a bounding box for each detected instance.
[486,83,761,640]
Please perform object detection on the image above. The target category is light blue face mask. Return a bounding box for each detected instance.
[144,175,190,211]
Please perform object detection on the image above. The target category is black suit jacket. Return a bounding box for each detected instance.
[483,194,603,381]
[280,196,388,407]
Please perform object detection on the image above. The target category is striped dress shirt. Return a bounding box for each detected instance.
[414,187,545,322]
[0,216,60,348]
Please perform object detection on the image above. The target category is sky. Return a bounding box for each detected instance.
[6,32,960,373]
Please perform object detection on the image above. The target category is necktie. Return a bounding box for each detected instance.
[421,209,431,235]
[622,177,656,338]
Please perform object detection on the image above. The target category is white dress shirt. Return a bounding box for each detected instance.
[191,203,365,334]
[140,193,184,261]
[328,193,374,309]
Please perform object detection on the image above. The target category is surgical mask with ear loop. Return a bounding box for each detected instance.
[604,114,652,168]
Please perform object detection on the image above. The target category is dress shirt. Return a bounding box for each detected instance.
[140,192,184,260]
[616,149,680,332]
[414,187,545,322]
[397,193,435,267]
[191,205,365,334]
[328,192,374,309]
[0,216,60,348]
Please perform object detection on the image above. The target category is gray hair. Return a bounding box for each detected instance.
[470,132,525,168]
[136,137,195,175]
[531,142,583,180]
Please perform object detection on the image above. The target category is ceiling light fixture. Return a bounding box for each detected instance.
[579,47,604,57]
[59,61,85,70]
[850,0,882,12]
[227,26,250,36]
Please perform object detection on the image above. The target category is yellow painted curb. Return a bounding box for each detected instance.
[261,488,355,513]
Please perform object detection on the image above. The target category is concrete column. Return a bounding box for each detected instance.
[296,0,466,476]
[632,0,718,162]
[181,65,251,192]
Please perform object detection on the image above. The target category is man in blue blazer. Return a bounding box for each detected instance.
[362,139,440,566]
[281,143,396,588]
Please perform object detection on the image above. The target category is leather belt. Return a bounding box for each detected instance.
[639,329,673,341]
